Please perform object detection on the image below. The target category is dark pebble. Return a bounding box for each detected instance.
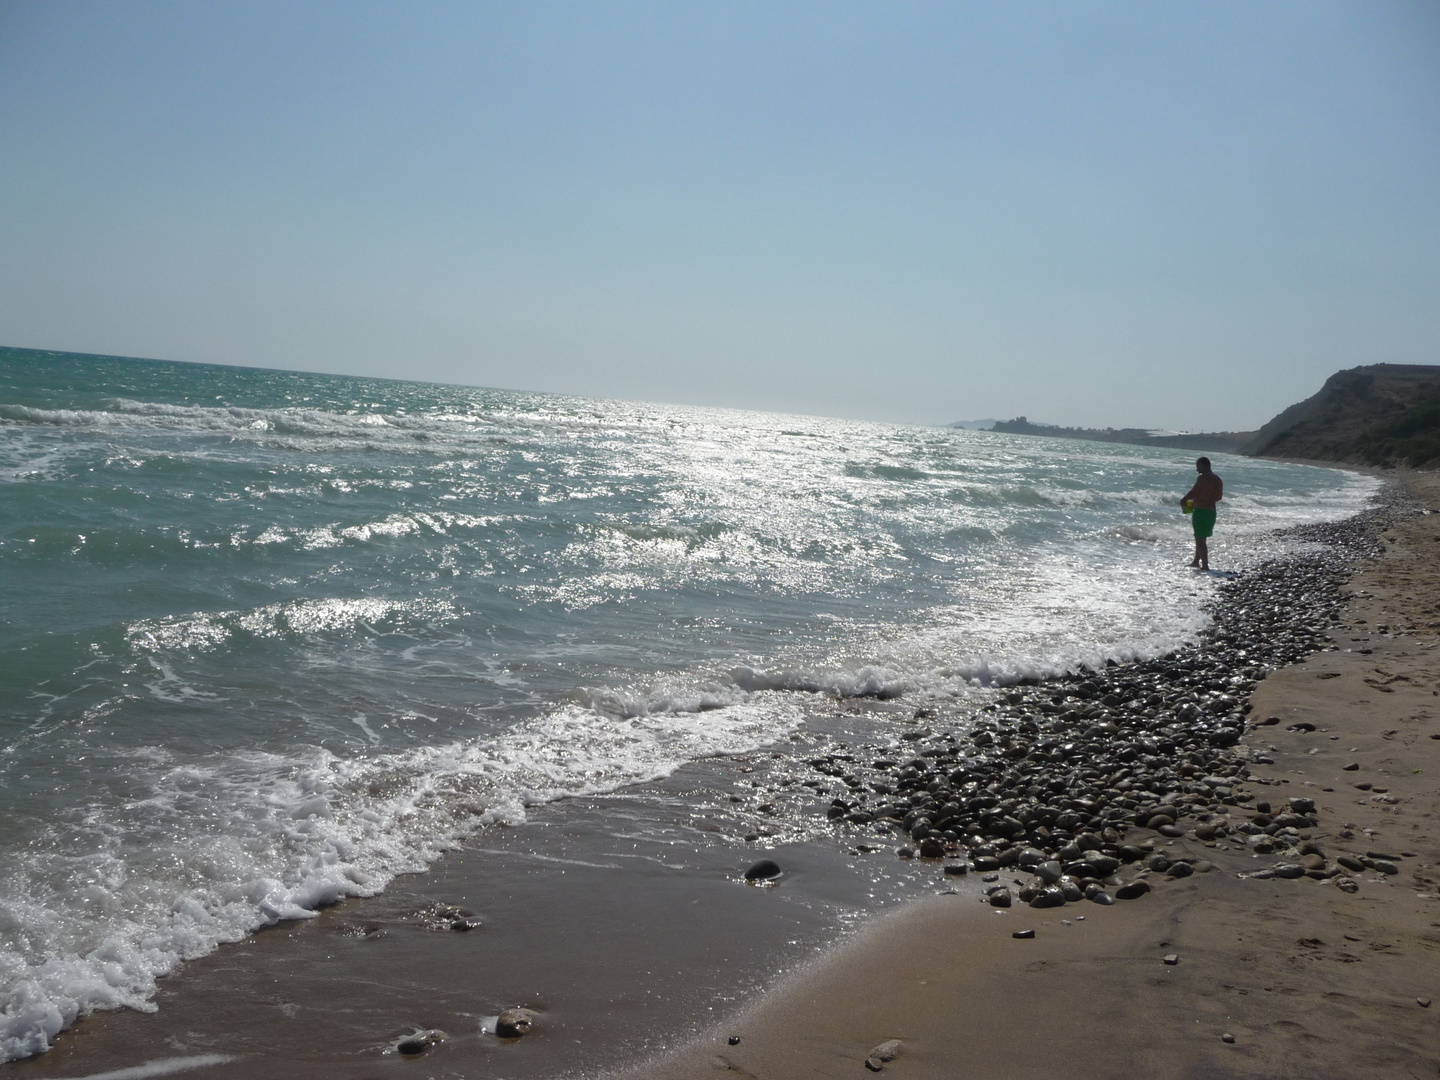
[397,1029,444,1055]
[744,859,782,881]
[1273,863,1306,879]
[496,1008,539,1039]
[1035,861,1063,884]
[1116,880,1151,900]
[1012,929,1036,939]
[1017,847,1046,867]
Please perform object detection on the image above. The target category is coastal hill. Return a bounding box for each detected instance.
[1243,363,1440,467]
[964,363,1440,467]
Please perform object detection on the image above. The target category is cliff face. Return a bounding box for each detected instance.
[1245,364,1440,467]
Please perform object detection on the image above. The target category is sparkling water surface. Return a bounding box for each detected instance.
[0,347,1377,1059]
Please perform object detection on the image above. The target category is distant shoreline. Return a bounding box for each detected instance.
[969,361,1440,469]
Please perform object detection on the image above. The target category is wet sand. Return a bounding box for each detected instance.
[9,473,1438,1080]
[627,471,1440,1080]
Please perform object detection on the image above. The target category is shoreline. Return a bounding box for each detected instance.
[5,472,1429,1079]
[625,470,1440,1079]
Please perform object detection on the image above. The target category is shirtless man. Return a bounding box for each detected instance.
[1181,457,1223,570]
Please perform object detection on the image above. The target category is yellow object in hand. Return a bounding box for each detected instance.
[1182,499,1194,515]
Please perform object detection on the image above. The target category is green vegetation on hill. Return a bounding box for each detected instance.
[1354,395,1440,466]
[1245,364,1440,467]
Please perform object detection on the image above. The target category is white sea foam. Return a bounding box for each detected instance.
[47,1055,234,1080]
[0,695,801,1061]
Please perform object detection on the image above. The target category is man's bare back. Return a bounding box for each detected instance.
[1184,470,1223,510]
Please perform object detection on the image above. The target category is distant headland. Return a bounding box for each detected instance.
[963,363,1440,468]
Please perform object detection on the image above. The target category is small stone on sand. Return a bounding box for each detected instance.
[496,1008,539,1038]
[865,1038,903,1071]
[1116,880,1151,900]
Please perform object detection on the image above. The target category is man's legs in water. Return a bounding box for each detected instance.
[1189,507,1215,570]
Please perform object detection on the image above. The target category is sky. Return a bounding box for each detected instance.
[1,1,1437,430]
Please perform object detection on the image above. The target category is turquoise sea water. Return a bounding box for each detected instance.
[0,347,1377,1059]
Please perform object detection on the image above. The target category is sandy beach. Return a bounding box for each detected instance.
[5,472,1435,1080]
[626,471,1440,1080]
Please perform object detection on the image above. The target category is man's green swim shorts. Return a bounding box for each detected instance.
[1192,507,1216,539]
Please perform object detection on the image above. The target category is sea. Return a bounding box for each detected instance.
[0,346,1379,1062]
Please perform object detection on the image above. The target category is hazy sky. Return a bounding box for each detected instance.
[2,2,1437,429]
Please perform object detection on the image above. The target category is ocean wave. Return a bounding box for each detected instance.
[0,695,800,1062]
[126,597,457,654]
